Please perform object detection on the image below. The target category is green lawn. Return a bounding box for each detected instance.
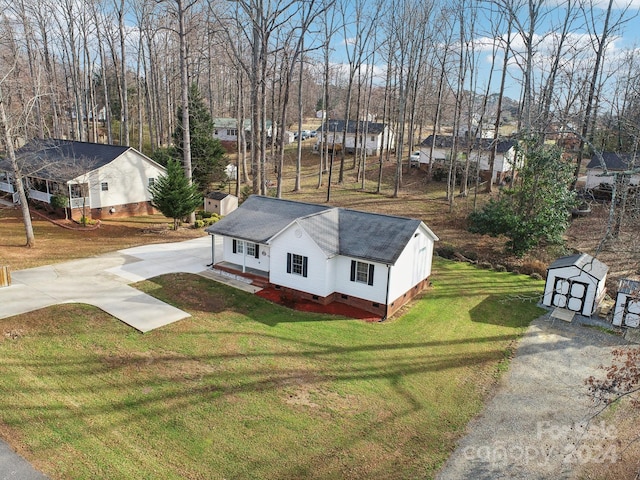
[0,259,544,479]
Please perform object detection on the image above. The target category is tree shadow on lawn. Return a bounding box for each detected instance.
[468,293,545,329]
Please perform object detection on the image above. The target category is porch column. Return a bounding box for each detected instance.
[242,240,246,273]
[210,234,215,268]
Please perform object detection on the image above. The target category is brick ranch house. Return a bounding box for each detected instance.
[205,195,439,318]
[0,138,166,220]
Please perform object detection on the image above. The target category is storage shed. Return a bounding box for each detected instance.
[542,253,608,316]
[612,278,640,328]
[204,192,238,216]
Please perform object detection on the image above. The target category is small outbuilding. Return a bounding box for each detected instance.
[204,192,238,216]
[542,253,608,316]
[612,278,640,328]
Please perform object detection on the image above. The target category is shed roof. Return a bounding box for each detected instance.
[586,152,639,171]
[547,253,609,280]
[0,139,131,182]
[618,278,640,295]
[205,191,231,201]
[206,195,437,265]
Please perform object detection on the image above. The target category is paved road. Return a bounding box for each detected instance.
[437,315,629,479]
[0,438,48,480]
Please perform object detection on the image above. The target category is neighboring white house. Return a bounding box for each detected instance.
[0,138,165,220]
[585,152,640,190]
[204,192,238,216]
[315,120,395,155]
[542,253,609,316]
[212,118,273,142]
[205,195,438,318]
[418,135,518,184]
[612,278,640,328]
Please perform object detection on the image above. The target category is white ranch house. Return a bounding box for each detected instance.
[417,135,518,184]
[212,118,273,142]
[315,120,394,155]
[0,139,165,220]
[205,196,438,318]
[585,152,640,190]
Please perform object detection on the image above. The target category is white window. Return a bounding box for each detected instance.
[148,178,155,187]
[350,260,374,286]
[287,253,308,277]
[228,129,238,136]
[232,239,259,258]
[101,182,109,191]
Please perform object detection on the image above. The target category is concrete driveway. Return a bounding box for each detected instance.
[0,236,218,332]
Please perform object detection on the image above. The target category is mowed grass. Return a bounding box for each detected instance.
[0,260,544,479]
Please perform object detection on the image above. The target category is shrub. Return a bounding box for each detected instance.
[520,259,547,277]
[479,261,493,270]
[436,244,456,259]
[462,251,478,262]
[50,195,68,210]
[194,219,205,228]
[530,272,543,280]
[494,264,507,272]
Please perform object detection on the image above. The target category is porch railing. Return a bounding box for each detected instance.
[69,197,90,209]
[0,181,14,193]
[28,189,51,203]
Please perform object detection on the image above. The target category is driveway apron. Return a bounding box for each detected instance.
[0,237,214,332]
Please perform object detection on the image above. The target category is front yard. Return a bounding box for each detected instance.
[0,260,544,479]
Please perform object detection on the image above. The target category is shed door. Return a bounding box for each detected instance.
[624,298,640,328]
[551,278,588,313]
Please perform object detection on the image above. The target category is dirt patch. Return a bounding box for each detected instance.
[256,287,382,321]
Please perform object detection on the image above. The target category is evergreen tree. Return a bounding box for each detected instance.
[173,83,226,190]
[468,137,577,256]
[149,159,203,230]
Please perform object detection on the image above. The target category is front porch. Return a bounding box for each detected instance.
[213,261,270,288]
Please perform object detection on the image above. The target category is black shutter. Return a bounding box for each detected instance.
[287,253,292,273]
[302,257,308,278]
[232,239,237,253]
[368,264,375,286]
[254,244,259,259]
[350,260,356,282]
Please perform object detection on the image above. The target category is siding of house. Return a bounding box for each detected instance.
[333,256,389,304]
[223,238,270,272]
[269,225,331,297]
[388,225,434,304]
[80,150,164,211]
[585,169,640,189]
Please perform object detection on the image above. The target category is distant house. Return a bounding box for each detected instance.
[204,192,238,216]
[205,195,438,318]
[542,253,608,316]
[315,120,394,155]
[212,118,273,143]
[418,135,518,184]
[0,139,165,220]
[585,152,640,190]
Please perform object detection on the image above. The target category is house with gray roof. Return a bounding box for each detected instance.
[205,195,438,318]
[315,120,394,155]
[417,134,518,184]
[585,152,640,189]
[0,138,166,220]
[542,253,609,316]
[212,118,273,142]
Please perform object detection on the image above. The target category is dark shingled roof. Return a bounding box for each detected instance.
[205,191,230,201]
[206,195,437,265]
[548,253,609,280]
[419,134,514,153]
[0,138,130,182]
[586,152,639,171]
[316,120,387,135]
[618,278,640,295]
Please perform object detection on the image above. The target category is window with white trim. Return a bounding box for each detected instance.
[287,253,308,277]
[350,260,374,286]
[232,239,259,258]
[101,182,109,191]
[148,178,155,187]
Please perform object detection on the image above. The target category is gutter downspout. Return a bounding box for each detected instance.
[383,264,391,321]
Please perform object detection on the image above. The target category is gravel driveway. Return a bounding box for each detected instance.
[437,314,629,479]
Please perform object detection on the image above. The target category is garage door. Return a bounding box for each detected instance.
[624,298,640,328]
[552,278,588,313]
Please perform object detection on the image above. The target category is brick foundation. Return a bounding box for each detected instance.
[70,201,158,220]
[271,278,430,319]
